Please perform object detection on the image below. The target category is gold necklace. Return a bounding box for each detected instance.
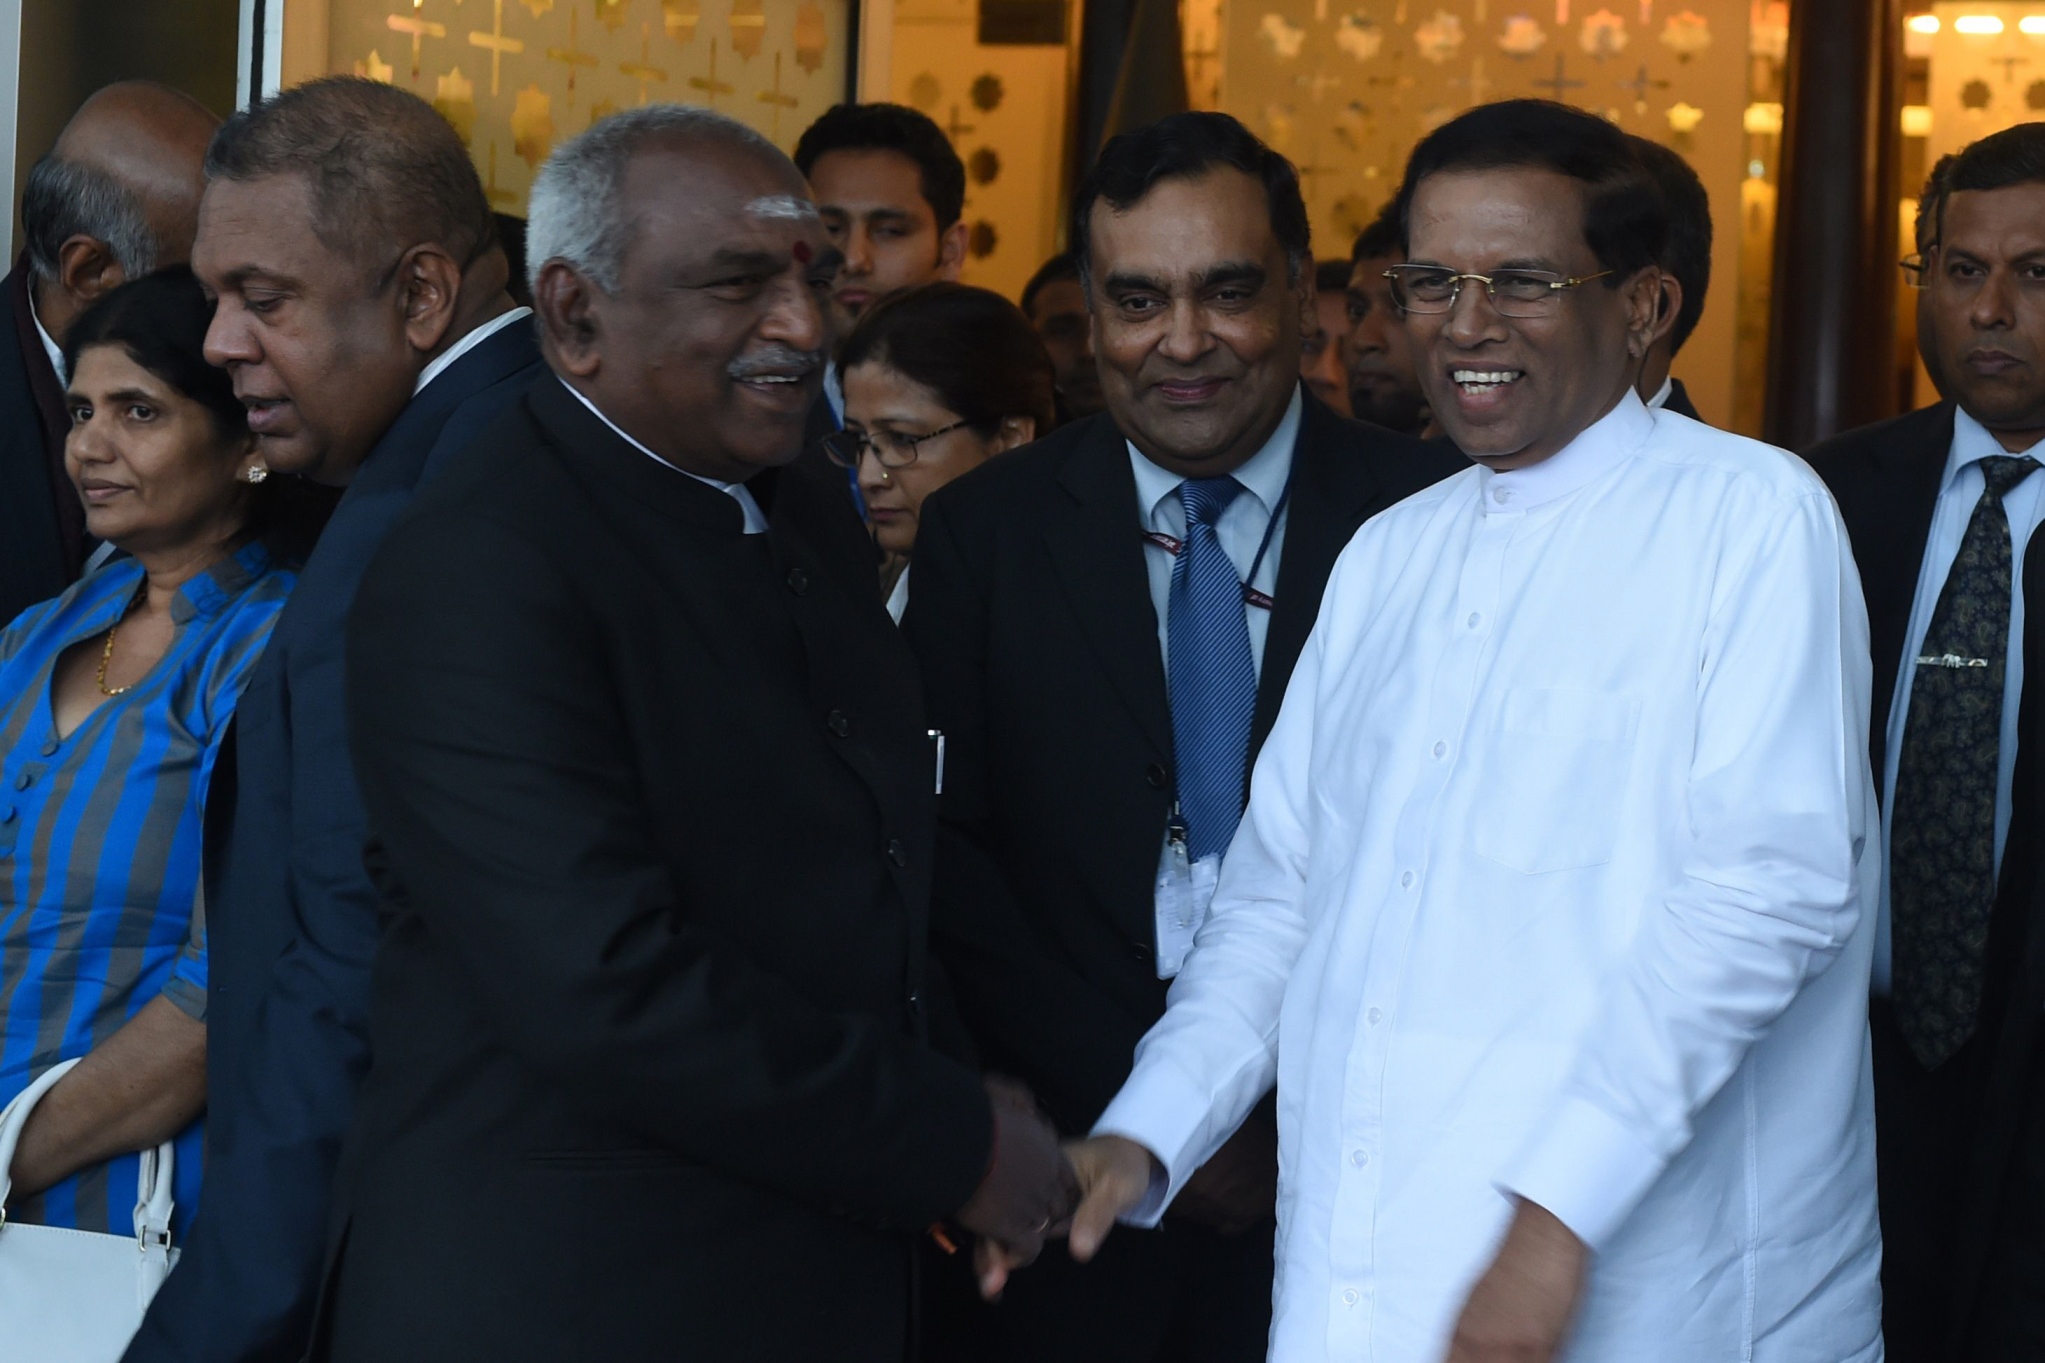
[95,589,145,697]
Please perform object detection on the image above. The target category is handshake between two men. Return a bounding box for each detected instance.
[958,1077,1278,1301]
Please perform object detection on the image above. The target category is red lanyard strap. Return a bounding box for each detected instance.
[1137,472,1293,613]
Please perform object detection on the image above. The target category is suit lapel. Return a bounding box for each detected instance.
[1045,418,1174,762]
[1252,396,1382,753]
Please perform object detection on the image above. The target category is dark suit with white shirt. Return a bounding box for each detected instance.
[905,388,1461,1360]
[1808,401,2045,1362]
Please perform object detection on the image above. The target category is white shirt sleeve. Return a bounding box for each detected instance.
[1093,611,1327,1219]
[1495,489,1876,1248]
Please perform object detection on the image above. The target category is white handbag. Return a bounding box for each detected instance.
[0,1057,180,1362]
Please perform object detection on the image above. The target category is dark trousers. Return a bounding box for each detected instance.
[1874,1000,1990,1363]
[924,1219,1273,1363]
[1970,1036,2045,1360]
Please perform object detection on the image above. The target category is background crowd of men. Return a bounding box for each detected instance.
[0,62,2038,1363]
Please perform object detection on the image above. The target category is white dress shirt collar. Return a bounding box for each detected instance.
[1128,384,1303,520]
[413,307,532,396]
[1478,388,1651,515]
[823,360,845,425]
[885,563,910,624]
[29,289,65,387]
[1950,402,2045,477]
[1645,375,1673,411]
[557,378,769,533]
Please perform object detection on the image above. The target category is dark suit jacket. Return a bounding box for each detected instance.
[311,375,991,1363]
[1805,401,1955,801]
[1661,376,1702,422]
[904,390,1465,1135]
[1946,523,2045,1359]
[126,319,546,1363]
[0,258,84,626]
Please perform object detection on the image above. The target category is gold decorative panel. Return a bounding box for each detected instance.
[322,0,852,212]
[1195,0,1772,431]
[1921,3,2045,165]
[888,0,1074,301]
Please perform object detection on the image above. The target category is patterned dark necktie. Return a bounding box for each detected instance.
[1167,477,1257,861]
[1891,452,2041,1068]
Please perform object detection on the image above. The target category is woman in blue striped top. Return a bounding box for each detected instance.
[0,266,298,1240]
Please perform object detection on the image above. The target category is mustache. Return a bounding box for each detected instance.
[727,345,824,381]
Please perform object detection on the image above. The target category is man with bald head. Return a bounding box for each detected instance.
[318,103,1073,1363]
[125,77,541,1363]
[0,81,216,624]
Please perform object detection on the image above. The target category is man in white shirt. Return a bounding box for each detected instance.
[905,111,1457,1361]
[1807,118,2045,1362]
[1049,99,1882,1363]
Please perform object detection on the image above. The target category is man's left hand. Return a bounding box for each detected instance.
[1441,1198,1587,1363]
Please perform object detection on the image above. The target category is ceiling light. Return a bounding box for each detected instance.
[1907,13,1940,31]
[2021,14,2045,32]
[1955,14,2006,33]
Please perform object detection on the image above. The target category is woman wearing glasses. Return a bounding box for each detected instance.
[826,282,1057,620]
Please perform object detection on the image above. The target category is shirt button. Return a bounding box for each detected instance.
[1145,763,1169,790]
[1400,871,1415,889]
[1342,1288,1360,1307]
[1350,1149,1368,1168]
[1432,741,1447,758]
[39,740,57,757]
[786,568,809,595]
[0,806,14,824]
[826,710,852,738]
[1493,486,1511,504]
[1367,1007,1382,1024]
[886,838,909,868]
[13,772,30,791]
[1467,612,1482,629]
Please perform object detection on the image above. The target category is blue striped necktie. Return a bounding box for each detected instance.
[1168,476,1258,861]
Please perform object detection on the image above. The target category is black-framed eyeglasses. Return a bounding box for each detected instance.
[1900,252,1932,288]
[1382,264,1616,317]
[822,419,972,470]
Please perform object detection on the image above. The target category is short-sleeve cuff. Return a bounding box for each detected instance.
[1091,1058,1220,1228]
[1495,1095,1666,1251]
[159,975,207,1022]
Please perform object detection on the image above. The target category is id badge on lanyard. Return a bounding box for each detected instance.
[1154,812,1222,979]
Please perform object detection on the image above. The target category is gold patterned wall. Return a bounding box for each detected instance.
[1197,0,1777,431]
[887,0,1076,300]
[318,0,852,213]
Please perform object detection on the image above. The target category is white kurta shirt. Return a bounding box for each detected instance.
[1096,395,1883,1363]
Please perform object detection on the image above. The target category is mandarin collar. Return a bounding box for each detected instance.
[1475,389,1651,515]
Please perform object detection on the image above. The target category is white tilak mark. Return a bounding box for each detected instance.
[745,194,818,221]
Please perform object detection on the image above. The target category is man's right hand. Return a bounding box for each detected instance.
[954,1077,1078,1295]
[968,1129,1158,1300]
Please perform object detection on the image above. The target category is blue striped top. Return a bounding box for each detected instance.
[0,541,294,1239]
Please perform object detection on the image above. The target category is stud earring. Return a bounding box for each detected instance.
[243,463,269,484]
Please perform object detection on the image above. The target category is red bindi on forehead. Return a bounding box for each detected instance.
[793,241,812,264]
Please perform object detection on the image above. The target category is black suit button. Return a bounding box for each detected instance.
[887,838,909,868]
[786,568,809,594]
[1145,763,1168,790]
[826,710,852,738]
[907,991,924,1015]
[1131,942,1153,964]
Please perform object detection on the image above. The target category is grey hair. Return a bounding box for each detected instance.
[21,153,158,284]
[526,103,780,297]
